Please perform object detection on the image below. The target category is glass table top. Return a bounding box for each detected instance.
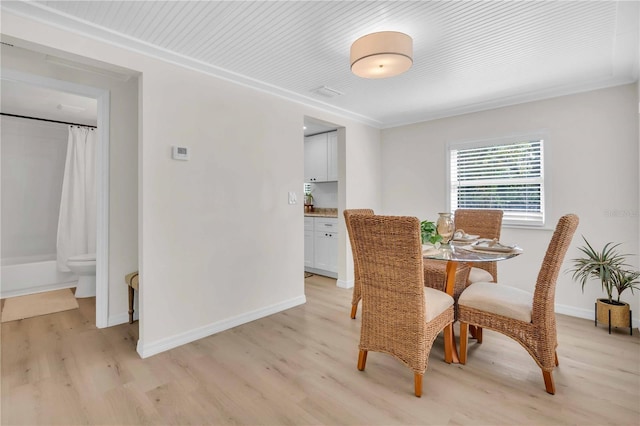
[422,242,522,262]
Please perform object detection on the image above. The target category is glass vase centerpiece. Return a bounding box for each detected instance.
[436,212,455,245]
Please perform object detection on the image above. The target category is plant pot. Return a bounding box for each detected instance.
[595,298,632,335]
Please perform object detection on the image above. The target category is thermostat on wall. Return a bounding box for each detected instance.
[172,146,190,161]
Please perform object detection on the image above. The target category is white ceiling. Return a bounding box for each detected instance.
[1,1,638,128]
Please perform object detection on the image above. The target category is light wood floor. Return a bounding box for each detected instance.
[2,275,639,425]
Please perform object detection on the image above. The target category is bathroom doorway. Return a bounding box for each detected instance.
[1,69,110,327]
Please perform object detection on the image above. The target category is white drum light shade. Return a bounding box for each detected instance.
[350,31,413,79]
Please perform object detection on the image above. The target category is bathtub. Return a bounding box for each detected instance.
[1,254,78,299]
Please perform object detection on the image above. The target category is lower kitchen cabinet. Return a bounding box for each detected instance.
[304,217,338,278]
[304,218,314,268]
[314,230,338,272]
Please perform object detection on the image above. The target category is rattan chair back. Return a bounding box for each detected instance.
[458,213,579,394]
[531,214,580,341]
[343,209,374,319]
[349,215,452,377]
[454,209,503,281]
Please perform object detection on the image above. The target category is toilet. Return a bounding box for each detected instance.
[67,253,97,298]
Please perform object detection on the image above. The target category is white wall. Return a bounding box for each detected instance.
[1,116,68,259]
[1,11,382,356]
[381,84,640,326]
[338,124,383,289]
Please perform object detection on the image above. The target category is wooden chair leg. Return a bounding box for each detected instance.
[459,322,469,364]
[414,373,423,397]
[357,350,367,371]
[542,370,556,395]
[555,351,559,366]
[469,324,477,339]
[443,323,453,364]
[350,304,358,319]
[128,285,135,324]
[476,326,483,343]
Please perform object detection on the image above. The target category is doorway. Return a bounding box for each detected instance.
[303,116,344,284]
[1,69,111,327]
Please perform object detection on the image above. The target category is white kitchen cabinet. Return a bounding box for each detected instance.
[304,217,338,277]
[304,133,328,182]
[314,230,338,272]
[304,131,338,182]
[304,218,314,268]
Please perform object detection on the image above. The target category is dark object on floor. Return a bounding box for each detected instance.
[125,271,139,323]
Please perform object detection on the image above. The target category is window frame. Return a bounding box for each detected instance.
[446,133,549,228]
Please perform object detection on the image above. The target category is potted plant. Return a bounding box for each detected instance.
[304,189,314,213]
[569,237,639,334]
[304,189,314,206]
[420,220,443,246]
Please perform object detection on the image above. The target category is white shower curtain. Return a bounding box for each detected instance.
[56,126,97,272]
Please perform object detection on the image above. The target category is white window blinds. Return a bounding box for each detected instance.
[449,138,545,226]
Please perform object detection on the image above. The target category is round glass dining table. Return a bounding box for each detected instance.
[423,242,522,296]
[423,242,523,363]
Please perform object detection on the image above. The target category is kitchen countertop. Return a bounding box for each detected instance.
[304,208,338,218]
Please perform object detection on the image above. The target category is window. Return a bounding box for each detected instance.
[448,137,545,227]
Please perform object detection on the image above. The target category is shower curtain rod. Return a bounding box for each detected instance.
[0,112,97,129]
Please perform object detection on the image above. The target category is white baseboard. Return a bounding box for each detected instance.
[336,279,353,289]
[305,267,337,279]
[121,298,638,358]
[136,295,306,358]
[107,312,130,327]
[555,302,639,329]
[0,282,76,299]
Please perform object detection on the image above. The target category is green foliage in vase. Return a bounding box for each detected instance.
[420,220,443,245]
[304,188,314,205]
[569,236,640,303]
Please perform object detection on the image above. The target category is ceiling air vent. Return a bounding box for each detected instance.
[311,86,343,98]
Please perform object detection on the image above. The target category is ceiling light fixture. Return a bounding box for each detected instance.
[350,31,413,79]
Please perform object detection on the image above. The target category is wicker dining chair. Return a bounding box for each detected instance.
[454,209,503,284]
[423,209,502,315]
[343,208,374,319]
[457,214,579,395]
[349,214,455,397]
[424,209,503,287]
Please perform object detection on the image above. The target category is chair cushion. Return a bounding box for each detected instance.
[468,267,493,283]
[458,282,532,323]
[424,287,454,322]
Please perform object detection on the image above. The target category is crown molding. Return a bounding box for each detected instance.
[383,76,637,129]
[1,1,383,128]
[2,1,637,131]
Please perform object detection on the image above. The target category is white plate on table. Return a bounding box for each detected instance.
[469,240,519,253]
[452,234,479,242]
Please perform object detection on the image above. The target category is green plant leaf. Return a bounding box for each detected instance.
[420,220,442,245]
[568,236,638,304]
